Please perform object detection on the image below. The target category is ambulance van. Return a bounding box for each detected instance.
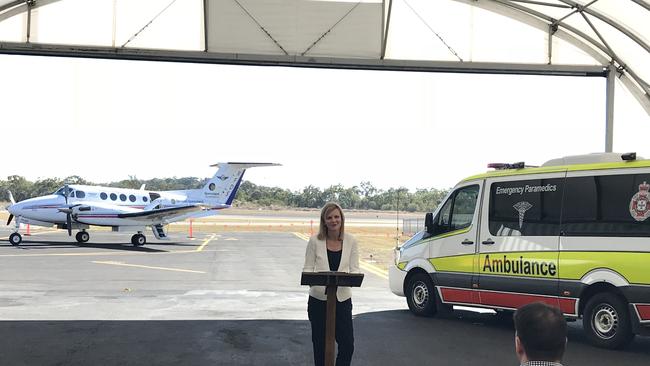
[389,152,650,349]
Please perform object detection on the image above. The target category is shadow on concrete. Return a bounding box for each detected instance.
[2,309,648,366]
[1,239,202,252]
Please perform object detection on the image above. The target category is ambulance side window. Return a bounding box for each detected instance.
[435,198,453,232]
[489,178,563,236]
[432,185,479,236]
[451,186,479,230]
[562,174,650,237]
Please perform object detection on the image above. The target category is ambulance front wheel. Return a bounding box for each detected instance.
[406,272,438,317]
[583,292,634,349]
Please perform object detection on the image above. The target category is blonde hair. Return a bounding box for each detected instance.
[317,202,345,241]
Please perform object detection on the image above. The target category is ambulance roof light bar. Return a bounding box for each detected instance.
[621,152,637,161]
[487,162,526,170]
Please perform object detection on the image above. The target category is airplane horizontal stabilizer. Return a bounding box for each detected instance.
[209,162,281,168]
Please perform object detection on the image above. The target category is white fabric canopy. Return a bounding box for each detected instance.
[0,0,648,114]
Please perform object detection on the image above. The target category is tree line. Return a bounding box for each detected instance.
[0,175,448,212]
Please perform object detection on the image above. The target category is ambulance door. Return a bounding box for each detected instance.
[477,173,565,310]
[428,182,482,306]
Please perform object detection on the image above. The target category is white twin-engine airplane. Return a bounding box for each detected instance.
[4,162,278,247]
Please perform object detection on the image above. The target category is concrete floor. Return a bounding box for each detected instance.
[0,229,648,365]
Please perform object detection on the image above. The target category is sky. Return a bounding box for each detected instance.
[1,1,649,192]
[2,53,648,192]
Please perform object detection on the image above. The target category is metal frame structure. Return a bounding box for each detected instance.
[1,0,648,152]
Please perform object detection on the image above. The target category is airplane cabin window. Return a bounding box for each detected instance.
[100,192,107,200]
[110,193,117,201]
[76,191,86,198]
[120,194,127,201]
[129,195,136,202]
[143,196,148,202]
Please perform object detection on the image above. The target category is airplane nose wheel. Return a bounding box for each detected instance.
[9,233,22,246]
[131,234,146,247]
[75,231,90,243]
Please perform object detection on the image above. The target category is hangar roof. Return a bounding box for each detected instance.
[0,0,648,115]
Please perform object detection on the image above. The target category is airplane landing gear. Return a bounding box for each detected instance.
[131,233,146,247]
[9,232,22,246]
[76,231,89,243]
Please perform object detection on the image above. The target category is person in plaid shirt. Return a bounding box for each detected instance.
[514,302,568,366]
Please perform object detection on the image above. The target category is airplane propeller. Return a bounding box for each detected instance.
[6,190,15,225]
[58,184,74,236]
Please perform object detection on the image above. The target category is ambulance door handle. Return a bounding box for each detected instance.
[461,239,474,245]
[482,239,495,245]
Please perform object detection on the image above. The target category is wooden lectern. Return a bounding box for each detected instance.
[301,271,364,366]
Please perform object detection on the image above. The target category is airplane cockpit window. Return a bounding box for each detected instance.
[120,194,127,201]
[76,191,86,198]
[53,187,74,196]
[129,195,136,202]
[100,192,108,200]
[110,193,117,201]
[70,191,76,198]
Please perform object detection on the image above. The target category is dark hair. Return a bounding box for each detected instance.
[514,302,567,361]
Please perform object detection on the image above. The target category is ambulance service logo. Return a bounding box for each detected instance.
[513,201,533,228]
[629,181,650,222]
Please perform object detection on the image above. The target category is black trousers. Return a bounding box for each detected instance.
[307,296,354,366]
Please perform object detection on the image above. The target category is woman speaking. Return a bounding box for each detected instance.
[302,202,360,366]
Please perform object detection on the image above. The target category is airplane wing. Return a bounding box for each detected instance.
[117,205,203,221]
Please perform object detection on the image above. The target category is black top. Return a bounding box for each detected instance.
[327,249,342,271]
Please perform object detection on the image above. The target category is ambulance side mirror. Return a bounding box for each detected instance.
[424,212,434,235]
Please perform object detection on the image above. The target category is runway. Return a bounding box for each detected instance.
[0,229,648,365]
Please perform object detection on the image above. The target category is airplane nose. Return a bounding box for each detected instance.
[6,201,23,215]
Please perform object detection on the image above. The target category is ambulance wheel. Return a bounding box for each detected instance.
[76,231,89,243]
[583,292,634,349]
[9,233,22,246]
[406,272,437,317]
[131,234,146,247]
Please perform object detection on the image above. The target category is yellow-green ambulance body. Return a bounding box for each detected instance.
[389,153,650,349]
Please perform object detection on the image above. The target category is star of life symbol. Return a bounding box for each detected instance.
[629,181,650,222]
[513,201,533,229]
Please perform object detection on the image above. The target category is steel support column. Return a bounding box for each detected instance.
[605,64,616,152]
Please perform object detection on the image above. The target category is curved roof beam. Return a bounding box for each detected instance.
[453,0,649,114]
[631,0,650,11]
[0,1,24,13]
[496,0,649,98]
[0,0,62,23]
[557,0,650,53]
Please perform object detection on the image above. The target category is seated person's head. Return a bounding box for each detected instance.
[514,302,567,363]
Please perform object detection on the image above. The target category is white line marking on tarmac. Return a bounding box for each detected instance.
[92,260,206,274]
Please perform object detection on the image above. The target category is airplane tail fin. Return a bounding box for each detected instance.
[201,162,280,206]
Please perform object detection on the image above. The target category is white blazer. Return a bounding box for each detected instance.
[302,232,360,302]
